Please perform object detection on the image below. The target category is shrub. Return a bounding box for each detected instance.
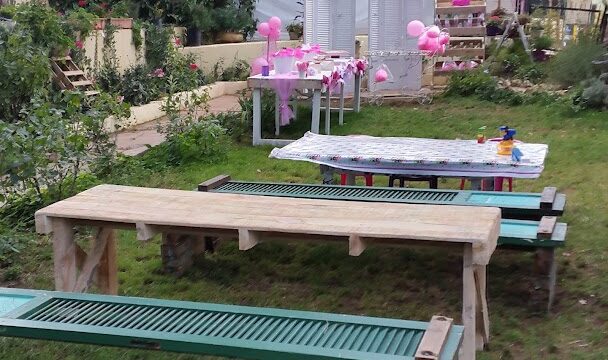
[120,64,161,105]
[212,58,250,82]
[576,78,608,110]
[445,70,497,97]
[214,111,250,143]
[532,35,553,50]
[547,33,605,88]
[145,24,173,70]
[515,64,546,84]
[0,28,50,120]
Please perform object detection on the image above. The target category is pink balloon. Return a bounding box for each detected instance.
[374,69,388,82]
[426,37,440,54]
[268,28,281,41]
[417,32,429,51]
[257,22,270,37]
[251,57,268,75]
[268,16,282,30]
[427,26,440,38]
[407,20,425,37]
[439,33,450,45]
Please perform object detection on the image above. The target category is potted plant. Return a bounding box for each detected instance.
[486,16,503,36]
[181,0,214,46]
[213,5,248,43]
[531,35,553,62]
[286,21,303,40]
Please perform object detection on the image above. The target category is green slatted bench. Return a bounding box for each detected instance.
[0,288,463,360]
[197,175,568,311]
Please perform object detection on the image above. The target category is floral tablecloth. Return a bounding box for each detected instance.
[270,132,549,178]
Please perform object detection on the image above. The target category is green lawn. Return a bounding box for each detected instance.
[1,97,607,359]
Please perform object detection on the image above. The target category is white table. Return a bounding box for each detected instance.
[248,72,362,146]
[270,132,549,185]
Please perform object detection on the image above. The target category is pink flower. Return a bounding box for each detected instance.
[189,63,198,70]
[78,0,87,7]
[175,37,182,46]
[75,40,84,49]
[151,68,165,78]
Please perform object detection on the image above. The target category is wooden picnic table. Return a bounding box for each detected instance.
[35,184,500,359]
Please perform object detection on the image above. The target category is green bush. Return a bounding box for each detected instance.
[576,78,608,110]
[212,58,250,82]
[214,111,250,143]
[547,34,605,88]
[445,70,497,97]
[532,35,553,50]
[120,64,161,105]
[515,64,546,84]
[0,28,50,120]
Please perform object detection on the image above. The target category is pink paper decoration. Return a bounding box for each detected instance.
[439,33,450,45]
[374,69,388,82]
[418,32,429,51]
[268,16,282,30]
[407,20,426,37]
[452,0,471,5]
[257,22,270,37]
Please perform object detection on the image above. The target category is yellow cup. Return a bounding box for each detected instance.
[497,140,514,155]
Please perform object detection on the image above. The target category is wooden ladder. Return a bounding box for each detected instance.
[50,56,100,96]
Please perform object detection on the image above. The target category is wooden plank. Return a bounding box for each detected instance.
[348,234,366,256]
[96,230,118,295]
[198,175,231,192]
[73,227,112,293]
[238,229,260,250]
[72,80,93,87]
[461,244,476,360]
[474,265,490,349]
[537,216,557,239]
[52,219,76,292]
[540,187,557,209]
[35,185,501,264]
[448,27,487,37]
[415,315,453,360]
[136,222,158,241]
[63,70,85,77]
[248,76,324,90]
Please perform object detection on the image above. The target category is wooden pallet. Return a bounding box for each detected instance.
[51,56,99,96]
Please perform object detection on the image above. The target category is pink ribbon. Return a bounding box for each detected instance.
[270,74,297,125]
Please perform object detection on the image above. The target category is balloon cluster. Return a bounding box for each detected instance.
[257,16,282,41]
[407,20,450,55]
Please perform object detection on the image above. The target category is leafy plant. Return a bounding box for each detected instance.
[120,64,161,105]
[64,8,97,39]
[145,23,173,69]
[158,77,228,165]
[532,35,553,51]
[0,27,50,121]
[95,24,121,93]
[515,64,546,84]
[131,19,144,50]
[286,21,303,38]
[211,58,250,82]
[14,2,71,52]
[547,32,605,88]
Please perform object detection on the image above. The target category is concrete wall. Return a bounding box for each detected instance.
[83,28,144,74]
[180,40,301,74]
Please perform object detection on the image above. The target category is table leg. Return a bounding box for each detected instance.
[96,229,118,295]
[311,89,321,133]
[52,219,77,292]
[474,265,490,349]
[252,88,262,145]
[462,243,477,359]
[325,91,331,135]
[494,177,504,191]
[345,173,356,185]
[275,93,280,136]
[320,165,335,185]
[354,73,361,113]
[339,83,345,126]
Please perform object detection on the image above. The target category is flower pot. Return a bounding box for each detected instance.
[109,18,133,29]
[187,28,202,46]
[486,25,504,36]
[532,49,548,62]
[274,56,295,74]
[215,31,244,44]
[289,31,301,40]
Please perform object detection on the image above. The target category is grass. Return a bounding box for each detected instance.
[1,96,607,359]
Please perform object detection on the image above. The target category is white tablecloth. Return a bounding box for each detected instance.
[270,132,549,178]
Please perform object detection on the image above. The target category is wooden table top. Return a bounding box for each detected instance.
[35,185,501,264]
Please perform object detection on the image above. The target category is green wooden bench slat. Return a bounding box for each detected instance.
[0,288,463,360]
[200,178,567,248]
[208,180,565,220]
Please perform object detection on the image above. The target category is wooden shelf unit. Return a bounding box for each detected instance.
[434,0,487,84]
